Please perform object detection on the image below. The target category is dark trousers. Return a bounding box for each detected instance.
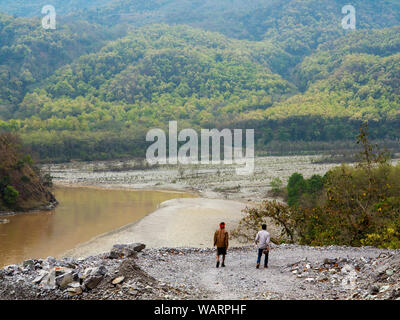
[257,248,269,267]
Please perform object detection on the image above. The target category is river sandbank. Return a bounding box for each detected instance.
[52,156,333,259]
[62,197,257,259]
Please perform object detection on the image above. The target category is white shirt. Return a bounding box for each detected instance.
[255,230,270,249]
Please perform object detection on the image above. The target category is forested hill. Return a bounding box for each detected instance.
[0,0,399,161]
[0,12,123,117]
[0,0,110,17]
[263,27,400,121]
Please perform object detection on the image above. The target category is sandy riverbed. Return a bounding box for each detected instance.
[52,156,337,259]
[47,155,341,201]
[62,197,260,259]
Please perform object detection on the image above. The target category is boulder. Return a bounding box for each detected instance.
[41,269,56,289]
[108,243,145,259]
[4,265,18,276]
[56,272,76,290]
[93,266,107,276]
[129,243,146,252]
[22,260,35,269]
[84,275,103,290]
[83,265,108,290]
[32,270,48,284]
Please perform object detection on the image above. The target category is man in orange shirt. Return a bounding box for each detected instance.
[214,222,229,268]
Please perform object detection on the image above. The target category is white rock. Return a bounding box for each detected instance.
[112,276,125,285]
[379,285,390,293]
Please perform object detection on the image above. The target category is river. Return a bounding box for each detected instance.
[0,186,193,267]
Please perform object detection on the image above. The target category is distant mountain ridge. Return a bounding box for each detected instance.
[0,0,399,160]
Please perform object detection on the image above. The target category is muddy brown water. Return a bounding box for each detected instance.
[0,187,194,267]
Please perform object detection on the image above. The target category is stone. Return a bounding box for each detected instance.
[379,285,390,293]
[83,266,107,290]
[317,276,329,282]
[369,285,379,295]
[46,257,57,265]
[93,265,107,276]
[108,243,145,259]
[324,258,337,265]
[386,270,394,276]
[341,264,353,275]
[80,267,94,280]
[32,270,47,284]
[84,275,103,290]
[54,267,73,276]
[22,260,35,269]
[56,272,75,289]
[4,265,18,276]
[67,282,82,289]
[67,286,83,296]
[360,257,369,263]
[129,243,146,252]
[112,276,125,285]
[41,269,56,289]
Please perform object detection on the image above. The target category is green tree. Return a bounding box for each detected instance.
[3,185,19,205]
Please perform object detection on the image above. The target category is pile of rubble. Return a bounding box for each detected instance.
[0,243,192,300]
[283,252,400,300]
[352,253,400,300]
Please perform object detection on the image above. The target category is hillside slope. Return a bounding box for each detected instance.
[0,13,121,119]
[0,133,56,212]
[0,1,399,160]
[263,27,400,121]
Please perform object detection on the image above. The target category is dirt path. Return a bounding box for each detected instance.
[137,245,396,300]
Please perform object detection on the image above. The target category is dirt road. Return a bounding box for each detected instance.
[136,245,397,300]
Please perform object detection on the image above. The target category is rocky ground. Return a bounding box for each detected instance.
[0,243,196,300]
[1,243,400,300]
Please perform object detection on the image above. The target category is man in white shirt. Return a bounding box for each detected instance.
[255,224,270,269]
